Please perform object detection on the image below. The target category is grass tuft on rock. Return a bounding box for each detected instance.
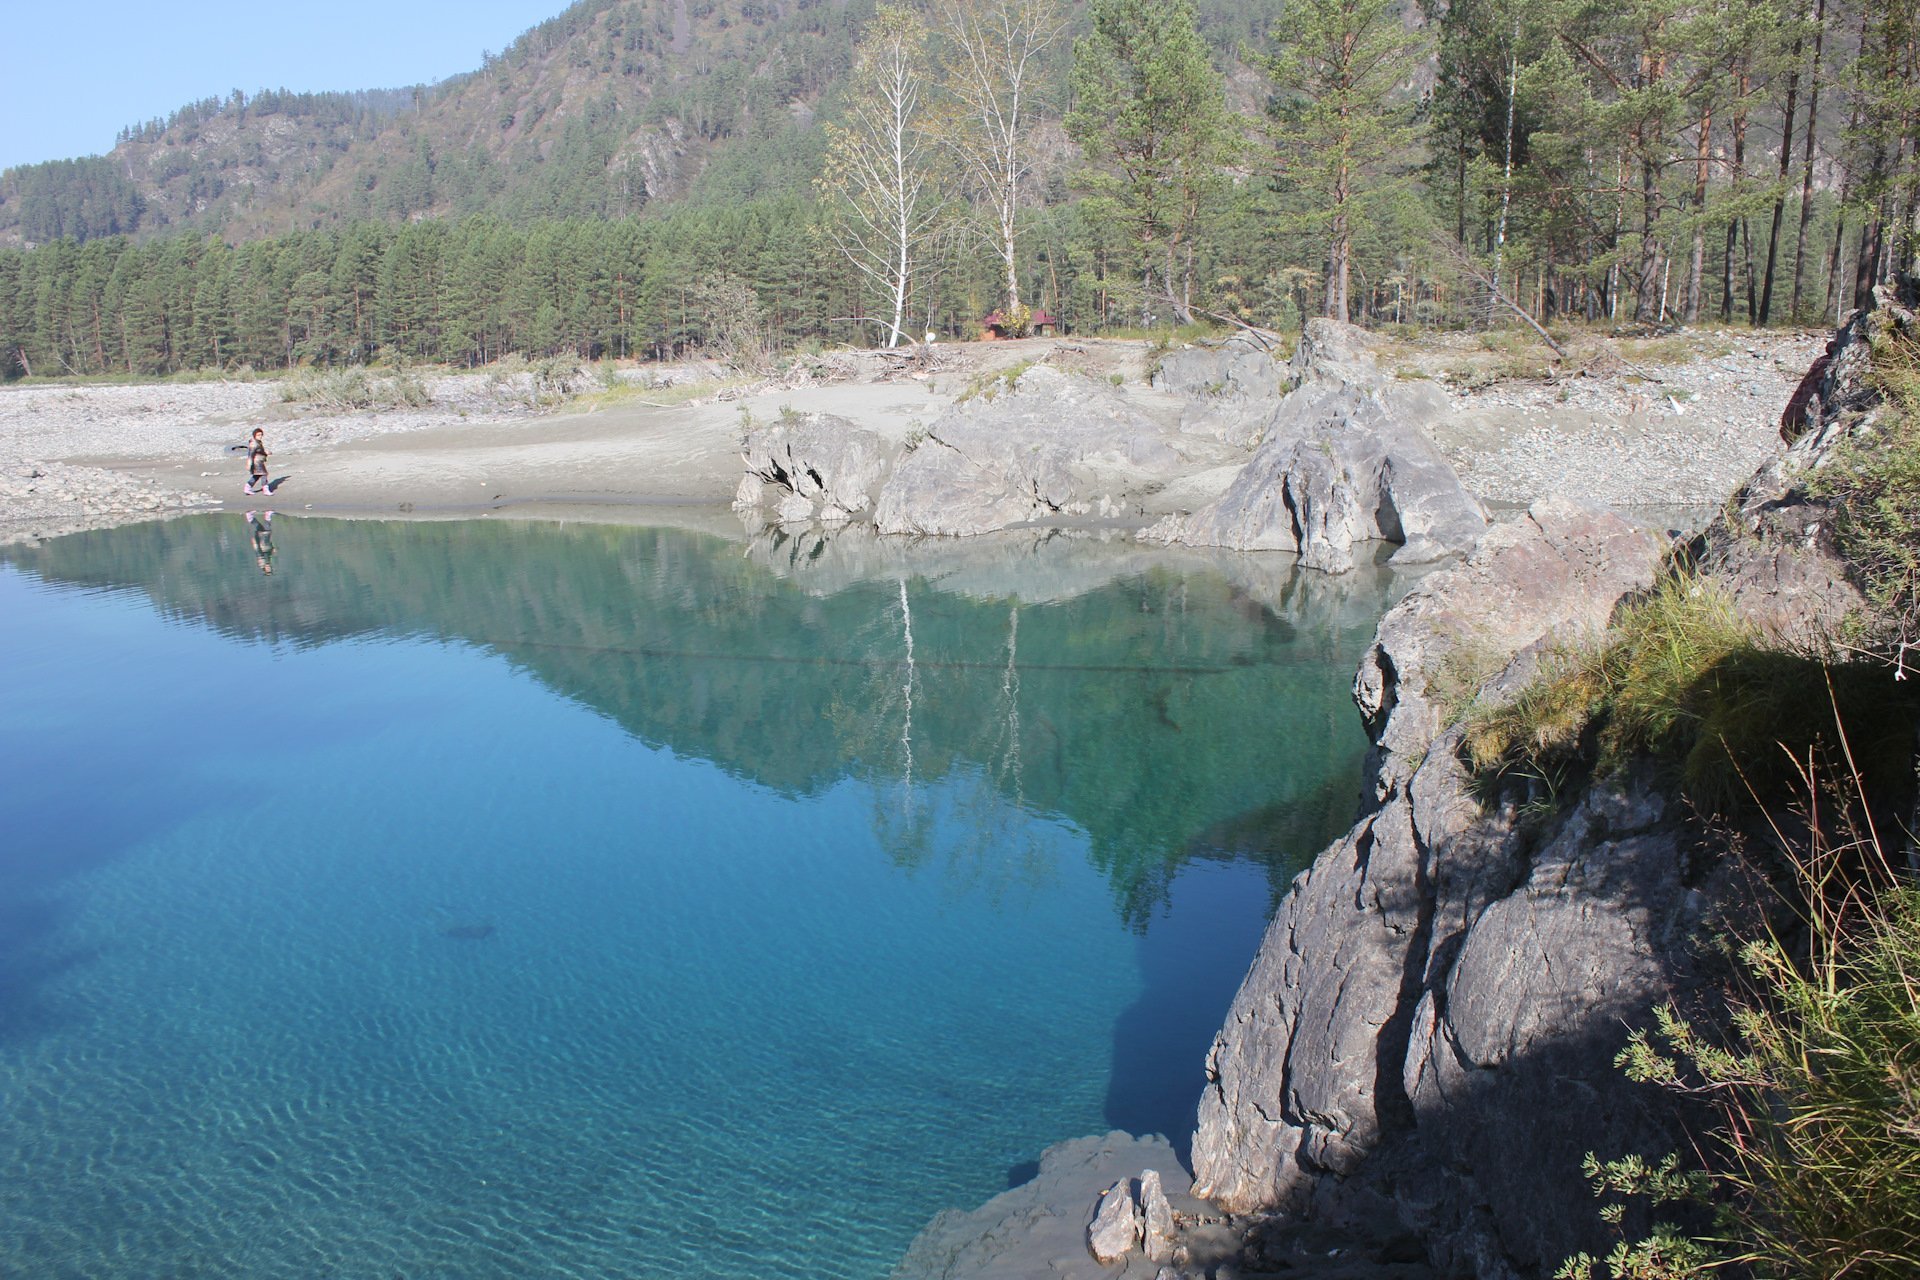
[1810,319,1920,649]
[1463,576,1917,815]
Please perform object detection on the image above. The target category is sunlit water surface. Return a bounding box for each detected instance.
[0,516,1407,1279]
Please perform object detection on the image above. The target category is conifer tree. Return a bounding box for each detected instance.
[1260,0,1429,322]
[1066,0,1235,324]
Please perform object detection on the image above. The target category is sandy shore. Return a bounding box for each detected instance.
[0,331,1824,546]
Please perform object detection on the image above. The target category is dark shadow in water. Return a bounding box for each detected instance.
[1101,765,1368,1160]
[1006,1158,1041,1189]
[0,760,221,1046]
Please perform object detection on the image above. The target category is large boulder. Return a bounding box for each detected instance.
[1088,1180,1143,1264]
[735,413,902,524]
[1145,322,1487,571]
[1191,499,1702,1277]
[1353,496,1669,800]
[873,367,1188,537]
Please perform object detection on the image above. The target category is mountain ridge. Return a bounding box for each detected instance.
[0,0,876,247]
[0,0,1283,250]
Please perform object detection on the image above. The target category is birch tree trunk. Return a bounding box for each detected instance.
[937,0,1066,316]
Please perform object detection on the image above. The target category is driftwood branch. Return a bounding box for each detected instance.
[1431,231,1566,356]
[1142,288,1287,352]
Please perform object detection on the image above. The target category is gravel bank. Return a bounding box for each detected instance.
[1426,331,1826,512]
[0,373,560,544]
[0,331,1827,546]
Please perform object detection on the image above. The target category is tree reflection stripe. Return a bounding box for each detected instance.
[484,636,1266,676]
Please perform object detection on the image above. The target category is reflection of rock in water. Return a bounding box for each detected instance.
[8,516,1412,925]
[442,923,496,941]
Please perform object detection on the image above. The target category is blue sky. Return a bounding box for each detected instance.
[2,1,569,171]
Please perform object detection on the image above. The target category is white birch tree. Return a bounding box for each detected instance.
[935,0,1067,317]
[817,6,945,348]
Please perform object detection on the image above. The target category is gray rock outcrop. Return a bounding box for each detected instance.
[1692,276,1919,645]
[735,368,1245,539]
[1152,334,1287,405]
[1353,496,1669,800]
[1191,498,1700,1276]
[1146,322,1487,571]
[1152,334,1290,448]
[734,414,902,524]
[874,367,1192,536]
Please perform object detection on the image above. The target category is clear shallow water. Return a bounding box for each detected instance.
[0,517,1406,1280]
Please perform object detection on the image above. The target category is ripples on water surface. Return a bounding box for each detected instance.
[0,516,1408,1279]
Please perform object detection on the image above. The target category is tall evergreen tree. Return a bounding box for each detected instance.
[1260,0,1430,322]
[1066,0,1235,323]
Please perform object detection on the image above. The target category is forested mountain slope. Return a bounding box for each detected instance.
[0,0,1279,247]
[2,0,1912,379]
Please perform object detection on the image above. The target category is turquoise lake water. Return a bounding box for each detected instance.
[0,516,1405,1279]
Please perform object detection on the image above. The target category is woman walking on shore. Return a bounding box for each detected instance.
[244,429,270,495]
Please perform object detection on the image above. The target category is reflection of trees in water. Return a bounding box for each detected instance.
[5,517,1402,925]
[834,581,1058,907]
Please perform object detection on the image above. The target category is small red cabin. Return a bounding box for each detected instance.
[981,309,1058,340]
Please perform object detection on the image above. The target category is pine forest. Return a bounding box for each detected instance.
[1,0,1916,379]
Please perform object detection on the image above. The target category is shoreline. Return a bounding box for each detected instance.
[1,331,1822,550]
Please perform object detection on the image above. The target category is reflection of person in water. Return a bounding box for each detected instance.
[246,509,275,574]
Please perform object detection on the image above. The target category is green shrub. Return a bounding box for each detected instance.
[1562,752,1920,1280]
[279,366,431,411]
[1607,809,1920,1279]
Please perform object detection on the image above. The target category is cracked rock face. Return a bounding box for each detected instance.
[735,413,902,525]
[874,367,1185,537]
[1145,321,1487,570]
[1190,498,1708,1276]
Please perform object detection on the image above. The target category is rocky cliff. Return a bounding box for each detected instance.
[737,322,1487,572]
[1187,283,1915,1277]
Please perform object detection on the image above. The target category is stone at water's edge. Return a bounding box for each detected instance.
[890,1132,1203,1280]
[1143,320,1488,570]
[1191,497,1696,1276]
